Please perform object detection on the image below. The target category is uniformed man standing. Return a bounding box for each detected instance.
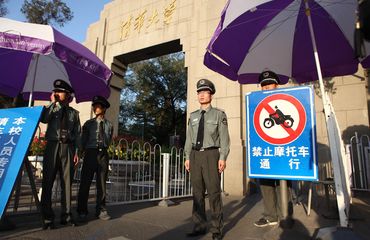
[184,79,230,240]
[253,70,294,228]
[77,96,113,221]
[40,79,81,229]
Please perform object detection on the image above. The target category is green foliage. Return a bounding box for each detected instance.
[21,0,73,26]
[30,136,46,155]
[119,52,187,145]
[0,0,8,17]
[0,95,14,108]
[107,142,150,161]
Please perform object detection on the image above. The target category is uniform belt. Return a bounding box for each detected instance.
[192,146,219,151]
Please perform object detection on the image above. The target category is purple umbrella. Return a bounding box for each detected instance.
[0,17,112,104]
[204,0,369,228]
[204,0,370,85]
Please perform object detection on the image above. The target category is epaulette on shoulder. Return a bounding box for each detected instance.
[67,106,79,114]
[213,107,226,113]
[191,109,200,115]
[85,118,95,124]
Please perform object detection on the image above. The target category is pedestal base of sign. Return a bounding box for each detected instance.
[158,199,175,207]
[312,226,365,240]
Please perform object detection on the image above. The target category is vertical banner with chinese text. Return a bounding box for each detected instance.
[246,86,318,180]
[0,106,43,218]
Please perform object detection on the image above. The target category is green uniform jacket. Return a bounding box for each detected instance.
[184,105,230,160]
[40,102,81,152]
[81,117,113,151]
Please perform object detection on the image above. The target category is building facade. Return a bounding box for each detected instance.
[75,0,369,196]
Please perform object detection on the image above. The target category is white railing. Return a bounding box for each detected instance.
[6,139,192,214]
[105,142,192,204]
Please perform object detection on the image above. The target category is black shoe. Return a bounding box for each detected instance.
[254,218,278,227]
[212,233,223,240]
[42,221,55,230]
[186,228,207,237]
[78,214,88,222]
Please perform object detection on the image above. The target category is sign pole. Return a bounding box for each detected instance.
[280,179,288,218]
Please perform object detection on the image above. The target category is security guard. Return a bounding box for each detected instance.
[253,70,294,228]
[77,96,113,221]
[184,79,230,240]
[40,79,81,229]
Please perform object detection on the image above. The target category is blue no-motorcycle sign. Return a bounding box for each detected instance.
[246,86,318,181]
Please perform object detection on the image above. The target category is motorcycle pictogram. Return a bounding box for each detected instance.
[263,106,294,129]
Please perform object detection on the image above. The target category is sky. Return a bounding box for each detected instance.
[4,0,112,43]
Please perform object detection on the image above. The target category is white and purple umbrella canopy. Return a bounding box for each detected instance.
[0,17,112,103]
[204,0,370,84]
[204,0,370,228]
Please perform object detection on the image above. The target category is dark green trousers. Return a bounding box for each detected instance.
[190,149,223,234]
[41,141,74,222]
[259,179,293,221]
[77,148,109,216]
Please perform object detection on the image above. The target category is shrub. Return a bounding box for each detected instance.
[30,136,46,156]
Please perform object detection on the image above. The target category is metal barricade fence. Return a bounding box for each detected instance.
[6,139,192,214]
[346,133,370,191]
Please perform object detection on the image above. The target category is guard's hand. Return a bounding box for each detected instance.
[50,93,56,103]
[73,153,79,166]
[185,159,190,172]
[218,160,226,173]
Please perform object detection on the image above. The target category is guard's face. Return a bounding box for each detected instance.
[53,90,68,102]
[93,103,105,115]
[261,83,278,90]
[197,90,212,104]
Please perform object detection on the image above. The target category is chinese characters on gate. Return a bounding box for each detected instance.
[0,117,26,182]
[252,145,310,170]
[120,0,176,40]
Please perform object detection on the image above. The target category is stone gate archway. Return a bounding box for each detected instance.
[82,0,245,196]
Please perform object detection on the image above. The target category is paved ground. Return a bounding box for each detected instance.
[0,192,369,240]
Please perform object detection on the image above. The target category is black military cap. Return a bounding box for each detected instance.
[258,70,280,86]
[92,95,110,109]
[53,79,74,93]
[196,79,216,94]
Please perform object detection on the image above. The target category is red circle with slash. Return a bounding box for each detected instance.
[253,93,306,145]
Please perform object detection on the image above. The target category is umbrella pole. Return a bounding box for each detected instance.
[28,55,40,107]
[304,1,350,228]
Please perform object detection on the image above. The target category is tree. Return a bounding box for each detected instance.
[0,0,8,17]
[119,52,187,146]
[0,0,74,108]
[21,0,73,26]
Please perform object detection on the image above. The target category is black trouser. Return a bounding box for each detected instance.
[190,149,223,234]
[259,179,293,221]
[77,148,109,216]
[41,141,74,223]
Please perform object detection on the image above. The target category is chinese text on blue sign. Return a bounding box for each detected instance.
[246,86,318,181]
[0,106,43,217]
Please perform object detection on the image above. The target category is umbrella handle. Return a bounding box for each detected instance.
[28,55,40,107]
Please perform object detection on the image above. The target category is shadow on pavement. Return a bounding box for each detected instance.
[0,200,157,239]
